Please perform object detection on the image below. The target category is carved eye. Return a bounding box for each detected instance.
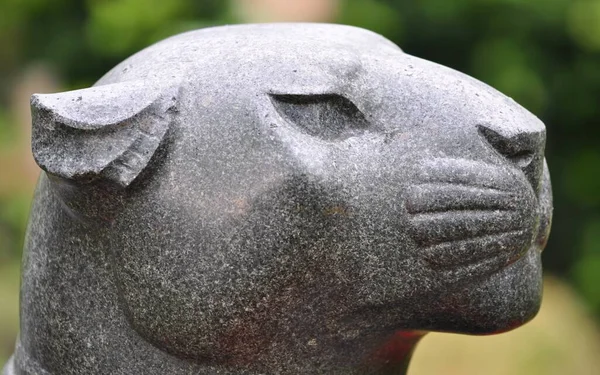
[269,94,369,141]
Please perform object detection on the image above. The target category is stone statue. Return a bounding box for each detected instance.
[4,23,552,375]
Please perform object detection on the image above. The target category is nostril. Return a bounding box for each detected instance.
[506,149,535,169]
[477,125,538,169]
[477,124,545,192]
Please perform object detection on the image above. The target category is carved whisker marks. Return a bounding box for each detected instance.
[405,184,517,213]
[417,158,520,192]
[408,209,519,222]
[422,229,529,269]
[422,228,527,251]
[409,209,517,220]
[410,182,512,194]
[409,208,514,217]
[422,157,506,172]
[409,210,524,247]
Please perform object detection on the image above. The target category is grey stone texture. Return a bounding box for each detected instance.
[4,23,552,374]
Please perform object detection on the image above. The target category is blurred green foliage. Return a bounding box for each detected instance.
[0,0,599,325]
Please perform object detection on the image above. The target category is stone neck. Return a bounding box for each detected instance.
[207,330,426,375]
[9,326,425,375]
[358,330,426,374]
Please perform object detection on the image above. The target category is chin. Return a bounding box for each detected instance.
[426,248,543,335]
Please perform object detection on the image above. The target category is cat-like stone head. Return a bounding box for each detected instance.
[31,24,552,362]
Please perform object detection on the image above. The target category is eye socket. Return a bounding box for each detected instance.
[269,93,369,141]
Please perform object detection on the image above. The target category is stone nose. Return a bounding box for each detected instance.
[477,124,546,192]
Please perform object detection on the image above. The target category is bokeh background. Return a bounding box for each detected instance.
[1,0,599,373]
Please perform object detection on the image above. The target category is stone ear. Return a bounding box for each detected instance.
[31,80,178,187]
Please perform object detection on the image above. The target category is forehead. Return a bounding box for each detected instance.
[168,23,402,56]
[98,24,403,87]
[97,23,543,135]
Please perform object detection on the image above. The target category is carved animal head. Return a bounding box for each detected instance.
[31,24,552,363]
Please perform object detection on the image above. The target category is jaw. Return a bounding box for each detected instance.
[422,248,543,335]
[342,246,542,336]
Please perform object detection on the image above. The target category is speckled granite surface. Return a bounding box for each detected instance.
[4,23,551,375]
